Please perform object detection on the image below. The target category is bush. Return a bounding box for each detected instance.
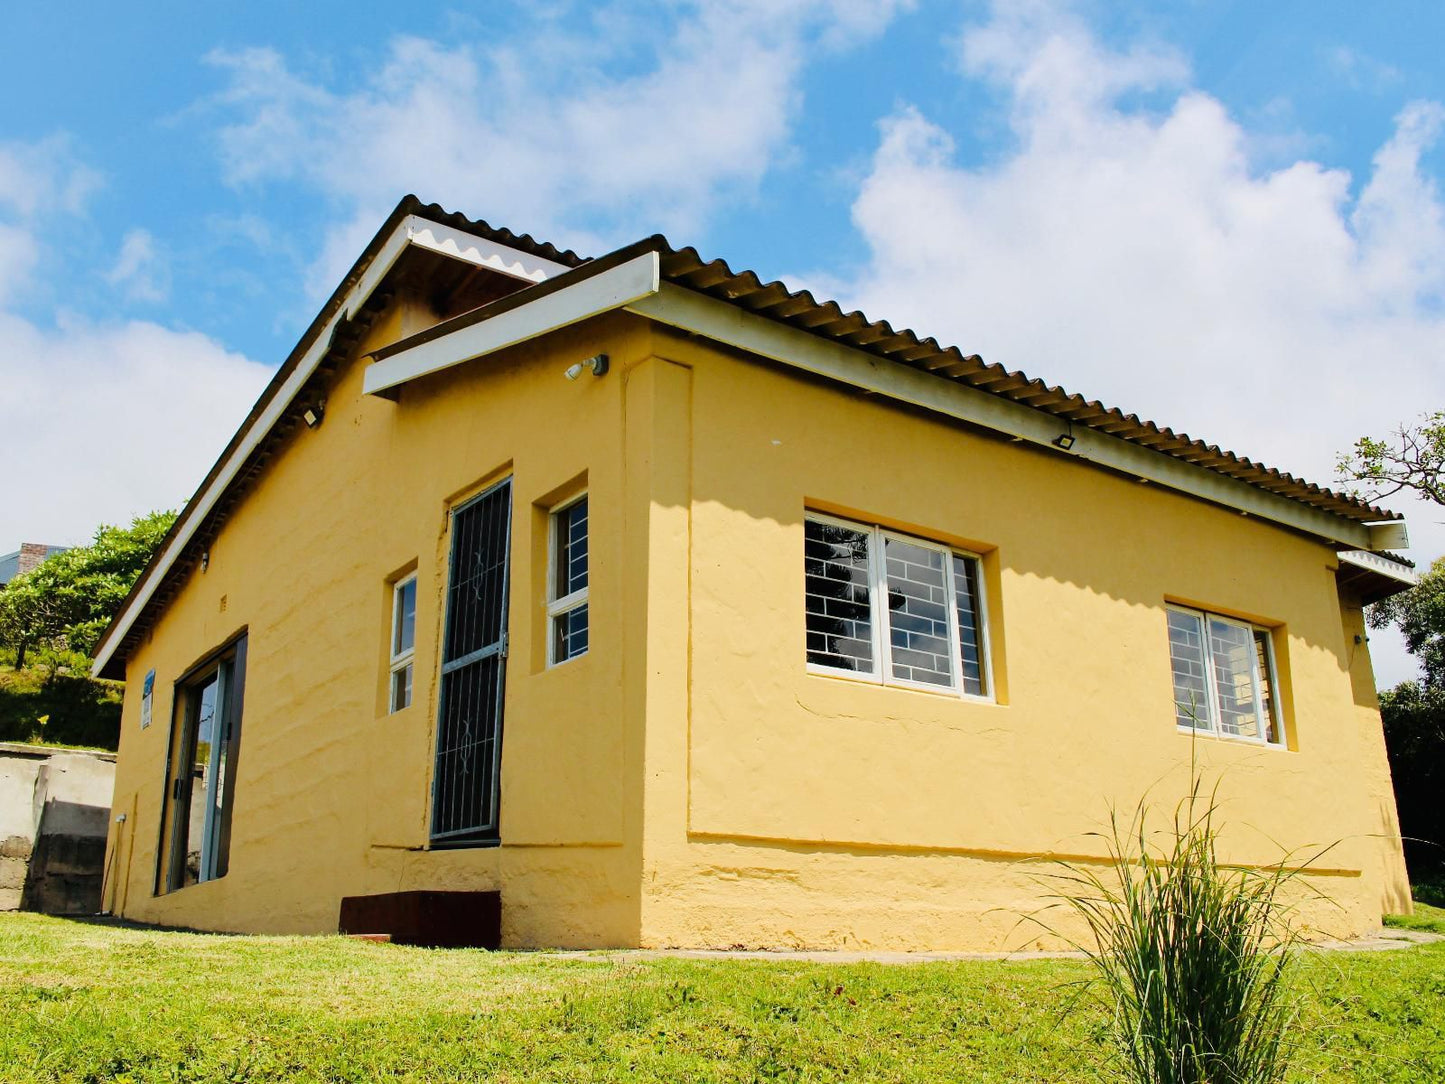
[1045,778,1306,1084]
[1377,680,1445,881]
[0,668,121,750]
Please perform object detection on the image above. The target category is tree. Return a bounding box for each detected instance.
[1377,678,1445,879]
[1340,413,1445,883]
[0,510,176,668]
[1337,411,1445,508]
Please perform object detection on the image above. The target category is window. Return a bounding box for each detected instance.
[157,635,247,893]
[547,494,588,665]
[1165,605,1281,745]
[389,574,417,712]
[804,513,990,698]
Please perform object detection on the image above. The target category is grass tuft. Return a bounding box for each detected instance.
[1041,775,1314,1084]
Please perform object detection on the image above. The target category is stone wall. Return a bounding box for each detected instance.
[0,744,114,914]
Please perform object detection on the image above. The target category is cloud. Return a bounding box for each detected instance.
[0,134,100,219]
[105,228,170,303]
[0,135,101,304]
[0,314,271,548]
[202,0,908,297]
[819,1,1445,684]
[1327,46,1404,93]
[0,137,271,550]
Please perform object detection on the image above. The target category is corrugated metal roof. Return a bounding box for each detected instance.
[650,242,1400,526]
[92,198,1407,677]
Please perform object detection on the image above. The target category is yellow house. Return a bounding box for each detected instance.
[94,197,1415,950]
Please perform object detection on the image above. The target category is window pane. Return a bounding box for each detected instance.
[1254,629,1280,744]
[554,603,588,663]
[884,536,954,687]
[555,497,588,598]
[1209,618,1262,739]
[952,555,987,696]
[181,675,219,888]
[391,662,413,712]
[804,519,874,672]
[1166,609,1212,730]
[394,578,416,656]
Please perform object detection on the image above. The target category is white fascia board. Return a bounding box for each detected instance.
[92,213,531,678]
[626,283,1381,551]
[1337,549,1419,586]
[401,214,570,283]
[362,251,661,396]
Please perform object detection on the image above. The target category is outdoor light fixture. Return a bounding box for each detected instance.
[1052,432,1076,451]
[564,353,609,381]
[303,401,326,428]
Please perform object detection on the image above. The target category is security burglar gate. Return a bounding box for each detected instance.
[431,478,512,845]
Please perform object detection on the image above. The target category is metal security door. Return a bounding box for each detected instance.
[431,478,512,844]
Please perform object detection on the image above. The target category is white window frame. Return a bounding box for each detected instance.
[389,573,417,712]
[1166,603,1283,747]
[804,511,993,702]
[547,492,589,667]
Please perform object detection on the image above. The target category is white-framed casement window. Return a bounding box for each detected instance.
[389,574,417,712]
[1165,604,1282,746]
[804,512,991,699]
[547,494,588,665]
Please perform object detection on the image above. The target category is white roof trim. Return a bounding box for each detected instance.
[362,251,660,396]
[403,215,570,283]
[358,267,1395,552]
[1338,549,1419,586]
[92,214,564,679]
[626,284,1386,551]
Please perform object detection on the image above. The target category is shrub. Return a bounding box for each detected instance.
[0,668,121,749]
[1045,778,1308,1084]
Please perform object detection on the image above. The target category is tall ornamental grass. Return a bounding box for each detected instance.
[1047,778,1314,1084]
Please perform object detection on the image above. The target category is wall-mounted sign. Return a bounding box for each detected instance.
[140,669,155,729]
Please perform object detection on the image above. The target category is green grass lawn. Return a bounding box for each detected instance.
[0,912,1442,1083]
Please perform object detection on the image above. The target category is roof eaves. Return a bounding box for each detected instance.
[650,243,1403,527]
[91,198,584,679]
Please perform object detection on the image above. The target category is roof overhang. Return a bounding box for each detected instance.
[90,202,577,680]
[362,247,1404,556]
[1336,549,1419,604]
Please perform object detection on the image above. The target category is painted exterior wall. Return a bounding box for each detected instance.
[634,331,1410,949]
[103,292,1410,950]
[106,298,652,946]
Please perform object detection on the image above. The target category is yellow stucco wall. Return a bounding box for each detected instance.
[103,291,1409,951]
[631,330,1410,950]
[105,298,652,946]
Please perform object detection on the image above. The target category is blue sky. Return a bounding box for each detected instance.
[3,1,1443,683]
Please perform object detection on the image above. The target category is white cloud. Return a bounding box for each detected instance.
[105,228,170,303]
[0,134,100,219]
[0,314,271,548]
[0,137,271,551]
[0,135,100,304]
[822,1,1445,685]
[202,0,909,297]
[1327,46,1404,93]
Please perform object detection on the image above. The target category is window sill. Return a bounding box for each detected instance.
[545,649,590,672]
[806,665,998,706]
[427,836,502,851]
[1175,724,1288,751]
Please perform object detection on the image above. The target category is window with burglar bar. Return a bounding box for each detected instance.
[1165,604,1282,746]
[547,494,588,665]
[804,513,990,699]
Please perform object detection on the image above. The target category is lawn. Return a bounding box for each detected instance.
[0,911,1442,1083]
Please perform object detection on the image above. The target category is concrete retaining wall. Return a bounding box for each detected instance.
[0,743,114,914]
